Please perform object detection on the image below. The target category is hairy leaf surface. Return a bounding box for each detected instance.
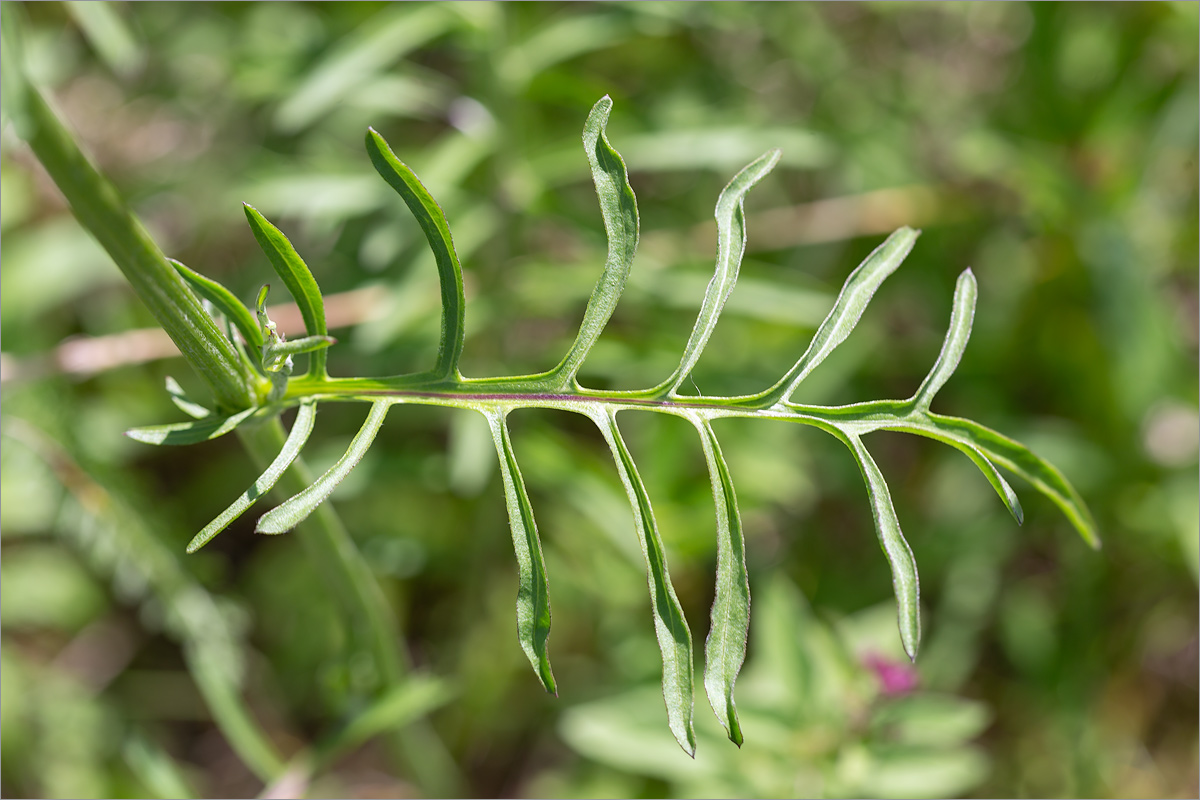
[593,408,696,756]
[552,97,640,387]
[187,401,318,553]
[691,414,750,746]
[257,401,390,534]
[485,410,556,694]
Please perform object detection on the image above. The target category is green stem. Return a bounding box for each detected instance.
[238,419,463,796]
[187,652,286,783]
[21,81,261,410]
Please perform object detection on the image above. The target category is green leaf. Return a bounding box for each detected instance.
[186,402,318,553]
[551,96,640,387]
[170,259,264,351]
[765,226,919,404]
[911,269,977,410]
[164,376,210,420]
[691,415,749,746]
[243,204,329,377]
[663,150,781,396]
[365,128,466,380]
[484,410,556,694]
[126,407,258,446]
[942,438,1025,526]
[257,400,390,535]
[905,413,1099,548]
[267,334,338,360]
[840,432,921,661]
[591,407,696,756]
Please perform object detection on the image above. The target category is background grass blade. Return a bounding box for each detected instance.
[663,150,781,396]
[691,415,750,746]
[841,432,921,661]
[365,128,466,380]
[551,97,640,387]
[257,400,390,535]
[126,407,257,445]
[243,204,329,378]
[764,227,919,404]
[591,408,696,756]
[312,675,454,770]
[911,269,977,410]
[170,258,264,350]
[484,410,556,694]
[911,413,1100,548]
[187,401,318,553]
[165,376,210,419]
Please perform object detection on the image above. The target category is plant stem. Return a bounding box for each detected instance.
[20,82,261,411]
[238,418,463,796]
[18,69,460,793]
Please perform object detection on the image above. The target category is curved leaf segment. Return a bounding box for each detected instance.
[128,96,1099,755]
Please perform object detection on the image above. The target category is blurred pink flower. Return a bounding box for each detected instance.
[863,652,919,695]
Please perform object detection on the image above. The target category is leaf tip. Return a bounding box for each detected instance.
[254,515,285,536]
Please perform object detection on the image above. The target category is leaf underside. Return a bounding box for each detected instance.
[131,95,1099,755]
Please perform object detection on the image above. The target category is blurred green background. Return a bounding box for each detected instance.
[2,2,1196,797]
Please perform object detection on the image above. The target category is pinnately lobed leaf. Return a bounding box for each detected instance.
[591,407,696,757]
[187,401,318,553]
[842,432,921,660]
[243,204,330,378]
[120,95,1098,756]
[662,149,781,397]
[484,410,556,695]
[690,413,750,746]
[365,127,466,381]
[256,400,390,535]
[164,376,211,420]
[763,225,919,404]
[911,268,977,410]
[126,407,258,446]
[551,96,640,388]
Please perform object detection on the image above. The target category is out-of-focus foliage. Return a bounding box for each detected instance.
[1,2,1196,798]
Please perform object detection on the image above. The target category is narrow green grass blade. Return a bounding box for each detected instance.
[663,150,781,396]
[165,376,210,419]
[691,416,749,746]
[592,408,696,756]
[314,674,453,769]
[911,269,977,410]
[186,402,318,553]
[170,259,264,350]
[841,432,921,661]
[256,400,390,535]
[365,128,465,380]
[243,204,329,377]
[909,413,1099,548]
[484,410,556,694]
[126,407,257,446]
[64,1,144,79]
[767,227,919,404]
[552,97,640,387]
